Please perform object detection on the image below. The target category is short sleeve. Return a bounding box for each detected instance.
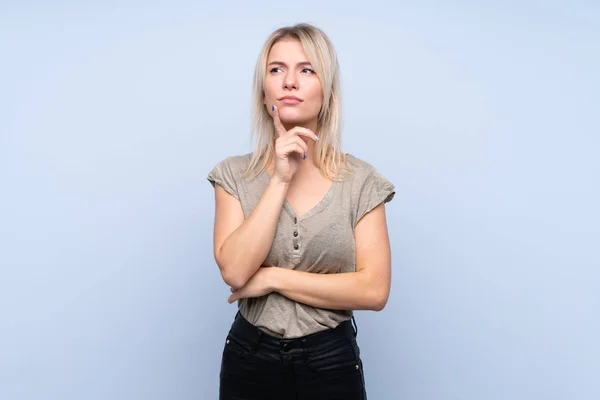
[354,167,395,227]
[207,157,240,200]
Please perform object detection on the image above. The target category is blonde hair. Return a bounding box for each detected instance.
[243,23,351,181]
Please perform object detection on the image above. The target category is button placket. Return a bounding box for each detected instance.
[292,215,301,263]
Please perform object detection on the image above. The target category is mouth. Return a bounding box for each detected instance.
[278,96,303,105]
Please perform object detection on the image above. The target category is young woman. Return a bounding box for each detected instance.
[208,23,395,400]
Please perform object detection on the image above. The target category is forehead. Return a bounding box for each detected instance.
[267,39,309,62]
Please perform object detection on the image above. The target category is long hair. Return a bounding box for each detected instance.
[243,23,351,181]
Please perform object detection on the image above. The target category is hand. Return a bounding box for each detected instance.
[228,267,275,303]
[270,105,319,183]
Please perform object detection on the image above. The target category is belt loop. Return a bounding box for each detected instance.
[351,316,358,337]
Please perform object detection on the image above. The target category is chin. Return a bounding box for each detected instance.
[278,108,316,125]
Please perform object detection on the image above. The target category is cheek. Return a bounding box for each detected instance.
[307,82,323,103]
[308,87,323,110]
[263,80,277,101]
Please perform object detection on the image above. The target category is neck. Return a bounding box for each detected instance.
[281,119,318,134]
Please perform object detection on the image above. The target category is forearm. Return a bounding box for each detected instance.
[269,268,389,311]
[218,177,289,289]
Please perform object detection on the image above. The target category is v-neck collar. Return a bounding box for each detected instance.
[260,169,338,221]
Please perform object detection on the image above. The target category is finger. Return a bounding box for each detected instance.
[270,105,286,137]
[290,138,308,159]
[287,126,319,142]
[281,143,307,160]
[293,136,309,156]
[277,135,308,156]
[228,292,238,303]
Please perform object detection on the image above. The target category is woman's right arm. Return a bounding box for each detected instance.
[212,176,289,290]
[212,105,317,289]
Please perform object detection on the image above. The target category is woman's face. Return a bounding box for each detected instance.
[263,38,323,129]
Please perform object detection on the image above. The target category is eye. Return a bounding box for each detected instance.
[302,68,315,74]
[269,67,282,73]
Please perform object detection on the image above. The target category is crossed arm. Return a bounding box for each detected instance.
[212,181,392,312]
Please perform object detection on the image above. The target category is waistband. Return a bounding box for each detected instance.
[228,311,358,353]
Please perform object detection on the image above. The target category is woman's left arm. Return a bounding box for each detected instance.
[228,203,392,311]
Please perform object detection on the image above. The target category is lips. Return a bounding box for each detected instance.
[279,96,303,104]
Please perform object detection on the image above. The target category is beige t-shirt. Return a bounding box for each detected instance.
[207,152,395,338]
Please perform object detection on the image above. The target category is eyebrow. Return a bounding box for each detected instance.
[267,61,313,67]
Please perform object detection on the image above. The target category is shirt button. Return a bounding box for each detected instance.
[294,244,299,250]
[293,231,298,237]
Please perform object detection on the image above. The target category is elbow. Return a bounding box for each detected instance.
[356,272,390,311]
[369,289,390,312]
[371,299,387,312]
[215,249,249,290]
[220,267,248,290]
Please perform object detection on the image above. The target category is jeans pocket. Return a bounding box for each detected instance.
[219,333,255,381]
[222,333,251,358]
[303,337,366,399]
[305,337,362,377]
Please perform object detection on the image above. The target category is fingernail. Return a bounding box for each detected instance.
[315,135,319,141]
[272,105,275,111]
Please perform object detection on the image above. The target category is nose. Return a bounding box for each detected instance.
[283,71,298,90]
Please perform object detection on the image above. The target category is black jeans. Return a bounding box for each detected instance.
[219,312,367,399]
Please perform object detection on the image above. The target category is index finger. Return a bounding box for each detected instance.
[288,126,320,142]
[271,105,286,137]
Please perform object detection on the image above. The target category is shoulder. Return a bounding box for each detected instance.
[214,152,253,171]
[207,153,254,198]
[344,153,376,172]
[342,152,395,200]
[342,153,382,182]
[342,154,396,226]
[208,152,254,180]
[343,152,396,202]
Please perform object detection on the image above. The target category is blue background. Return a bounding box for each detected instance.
[1,1,598,399]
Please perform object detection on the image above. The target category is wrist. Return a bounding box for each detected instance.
[270,175,291,187]
[266,266,283,292]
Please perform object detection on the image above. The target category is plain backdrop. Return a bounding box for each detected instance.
[1,1,599,399]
